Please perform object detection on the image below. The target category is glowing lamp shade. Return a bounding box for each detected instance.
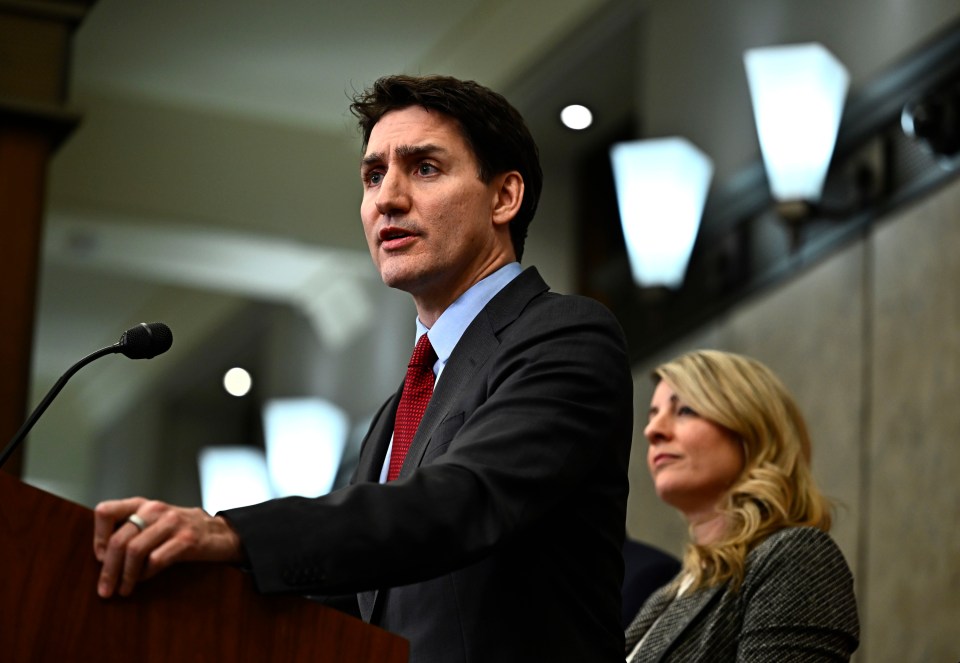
[263,398,349,499]
[609,137,713,289]
[744,43,849,202]
[198,446,272,513]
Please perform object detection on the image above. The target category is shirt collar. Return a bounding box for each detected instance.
[415,262,522,376]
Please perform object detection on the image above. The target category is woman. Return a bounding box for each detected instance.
[625,350,859,662]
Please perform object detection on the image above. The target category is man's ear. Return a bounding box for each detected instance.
[491,171,524,227]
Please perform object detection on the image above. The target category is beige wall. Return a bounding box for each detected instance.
[625,177,960,662]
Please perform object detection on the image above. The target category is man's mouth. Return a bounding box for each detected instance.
[380,226,412,241]
[379,225,417,250]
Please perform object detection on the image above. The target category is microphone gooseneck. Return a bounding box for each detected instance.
[0,322,174,469]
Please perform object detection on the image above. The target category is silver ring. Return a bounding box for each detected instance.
[127,514,147,532]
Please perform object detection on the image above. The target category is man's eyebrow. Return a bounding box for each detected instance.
[396,143,446,159]
[361,143,447,167]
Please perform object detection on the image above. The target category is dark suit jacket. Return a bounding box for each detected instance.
[624,527,860,662]
[224,268,634,663]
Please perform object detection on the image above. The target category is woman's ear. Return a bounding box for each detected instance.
[491,171,524,227]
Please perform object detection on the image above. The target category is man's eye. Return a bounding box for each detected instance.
[365,172,383,186]
[418,163,438,176]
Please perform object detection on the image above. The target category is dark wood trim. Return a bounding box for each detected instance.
[0,0,94,477]
[0,472,410,661]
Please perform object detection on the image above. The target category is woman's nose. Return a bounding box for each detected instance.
[644,413,671,445]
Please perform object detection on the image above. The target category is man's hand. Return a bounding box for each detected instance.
[93,497,243,598]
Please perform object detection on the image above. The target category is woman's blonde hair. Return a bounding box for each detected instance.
[653,349,833,591]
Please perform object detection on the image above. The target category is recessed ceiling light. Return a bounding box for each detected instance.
[223,366,252,397]
[560,104,593,130]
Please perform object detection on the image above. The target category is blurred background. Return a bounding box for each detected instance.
[3,1,959,660]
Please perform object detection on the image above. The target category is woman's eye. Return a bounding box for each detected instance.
[677,405,698,416]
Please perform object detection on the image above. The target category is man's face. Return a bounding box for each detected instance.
[360,106,514,317]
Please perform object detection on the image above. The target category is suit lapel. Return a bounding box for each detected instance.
[353,391,399,621]
[352,389,401,483]
[356,267,549,621]
[395,267,549,480]
[396,330,497,479]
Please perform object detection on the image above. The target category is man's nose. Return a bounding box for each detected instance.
[375,170,409,215]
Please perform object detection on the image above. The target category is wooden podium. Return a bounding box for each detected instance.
[0,472,408,662]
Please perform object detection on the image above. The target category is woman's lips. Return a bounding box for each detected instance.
[651,453,680,469]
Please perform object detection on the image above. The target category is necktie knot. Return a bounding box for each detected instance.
[409,333,437,368]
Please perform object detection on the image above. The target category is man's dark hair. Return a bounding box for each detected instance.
[350,74,543,262]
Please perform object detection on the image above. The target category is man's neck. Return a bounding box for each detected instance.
[413,257,514,327]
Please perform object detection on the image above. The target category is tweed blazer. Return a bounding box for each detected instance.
[625,527,859,662]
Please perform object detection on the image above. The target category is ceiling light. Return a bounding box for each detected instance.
[609,137,714,289]
[560,104,593,130]
[744,43,849,204]
[223,367,252,397]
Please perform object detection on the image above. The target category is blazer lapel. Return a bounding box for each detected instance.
[625,585,675,652]
[644,584,724,663]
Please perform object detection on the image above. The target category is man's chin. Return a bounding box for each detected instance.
[379,269,418,293]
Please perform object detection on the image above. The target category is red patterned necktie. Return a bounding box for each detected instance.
[387,333,437,481]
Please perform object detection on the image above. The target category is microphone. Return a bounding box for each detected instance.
[0,322,173,470]
[117,321,174,359]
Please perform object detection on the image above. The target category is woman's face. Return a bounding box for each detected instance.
[644,381,745,518]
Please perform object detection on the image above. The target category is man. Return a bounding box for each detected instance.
[94,75,633,662]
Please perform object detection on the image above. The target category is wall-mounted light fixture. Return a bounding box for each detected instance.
[198,446,273,513]
[197,397,349,512]
[902,81,960,169]
[263,397,349,499]
[600,19,960,363]
[609,137,714,289]
[744,43,850,220]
